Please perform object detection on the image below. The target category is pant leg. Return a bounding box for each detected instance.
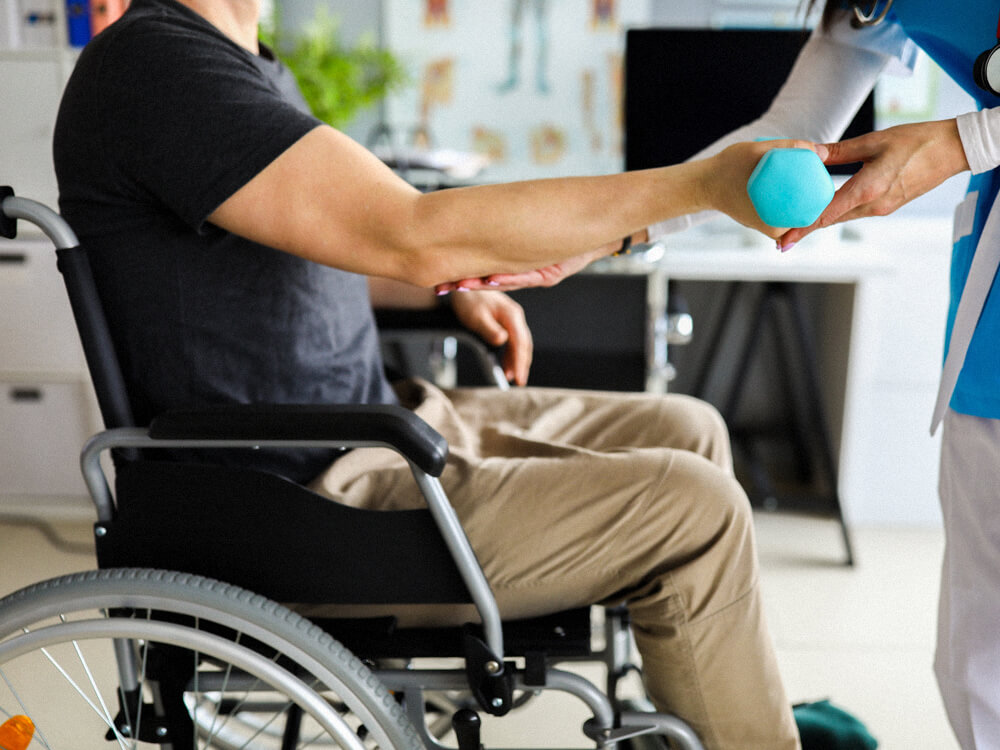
[308,380,798,749]
[935,409,1000,749]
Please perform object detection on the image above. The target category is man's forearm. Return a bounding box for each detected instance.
[399,162,709,285]
[367,277,438,309]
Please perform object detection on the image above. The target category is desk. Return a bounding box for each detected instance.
[590,224,895,395]
[583,217,950,536]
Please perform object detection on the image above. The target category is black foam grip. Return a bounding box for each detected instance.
[0,186,16,239]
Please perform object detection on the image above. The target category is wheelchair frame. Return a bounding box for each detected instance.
[0,187,705,749]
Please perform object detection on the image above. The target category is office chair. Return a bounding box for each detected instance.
[0,187,704,749]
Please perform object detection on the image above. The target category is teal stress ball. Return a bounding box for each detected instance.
[746,148,835,228]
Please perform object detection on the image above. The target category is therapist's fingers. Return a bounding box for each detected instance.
[768,138,829,161]
[778,170,866,247]
[777,223,818,250]
[777,171,874,249]
[435,247,608,296]
[821,133,881,167]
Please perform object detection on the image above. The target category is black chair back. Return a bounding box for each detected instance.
[56,247,137,430]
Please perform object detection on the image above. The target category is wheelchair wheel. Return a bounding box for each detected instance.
[0,569,422,749]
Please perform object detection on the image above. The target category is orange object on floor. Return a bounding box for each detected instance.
[0,715,35,750]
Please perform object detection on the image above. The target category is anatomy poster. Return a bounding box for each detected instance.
[384,0,648,183]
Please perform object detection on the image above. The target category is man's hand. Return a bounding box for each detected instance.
[702,139,830,239]
[778,120,969,249]
[449,290,533,386]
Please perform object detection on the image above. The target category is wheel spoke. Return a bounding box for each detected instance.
[65,616,131,749]
[200,632,244,748]
[131,633,150,750]
[39,645,130,748]
[191,624,200,750]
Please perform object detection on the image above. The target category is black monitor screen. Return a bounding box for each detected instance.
[624,28,875,175]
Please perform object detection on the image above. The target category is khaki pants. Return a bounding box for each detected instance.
[307,379,799,749]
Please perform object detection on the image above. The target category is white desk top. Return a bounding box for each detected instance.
[590,219,901,284]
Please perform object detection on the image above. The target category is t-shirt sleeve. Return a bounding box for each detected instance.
[957,107,1000,175]
[96,21,321,231]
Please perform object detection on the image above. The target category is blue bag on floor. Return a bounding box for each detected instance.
[794,700,878,749]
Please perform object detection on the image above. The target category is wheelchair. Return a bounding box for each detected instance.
[0,186,705,749]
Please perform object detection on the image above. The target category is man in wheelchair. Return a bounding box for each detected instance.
[47,1,813,747]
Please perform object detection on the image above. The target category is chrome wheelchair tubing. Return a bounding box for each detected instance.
[80,428,506,660]
[380,667,616,748]
[0,194,80,249]
[409,464,504,658]
[439,331,511,391]
[619,710,705,750]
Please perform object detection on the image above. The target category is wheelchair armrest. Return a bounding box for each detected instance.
[148,403,449,477]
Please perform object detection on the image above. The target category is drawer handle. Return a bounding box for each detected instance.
[9,388,43,402]
[0,253,27,265]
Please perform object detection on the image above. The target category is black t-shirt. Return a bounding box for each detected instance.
[54,0,397,483]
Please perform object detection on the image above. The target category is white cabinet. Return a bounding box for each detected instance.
[0,377,96,496]
[1,0,77,210]
[0,236,99,516]
[0,49,75,211]
[0,236,85,371]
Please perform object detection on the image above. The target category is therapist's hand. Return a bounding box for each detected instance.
[778,120,970,249]
[449,289,533,386]
[435,228,651,294]
[435,245,609,295]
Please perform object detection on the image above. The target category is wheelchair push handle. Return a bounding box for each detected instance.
[1,186,80,249]
[746,146,835,229]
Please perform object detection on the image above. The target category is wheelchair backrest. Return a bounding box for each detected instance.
[55,246,138,430]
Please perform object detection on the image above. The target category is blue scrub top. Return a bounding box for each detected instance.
[889,0,1000,419]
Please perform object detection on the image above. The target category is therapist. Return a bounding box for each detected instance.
[645,2,1000,747]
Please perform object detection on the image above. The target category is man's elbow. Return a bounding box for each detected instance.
[366,236,456,289]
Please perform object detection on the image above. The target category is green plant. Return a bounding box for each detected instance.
[262,8,407,128]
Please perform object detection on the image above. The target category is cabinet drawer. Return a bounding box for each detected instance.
[0,379,93,497]
[0,238,85,372]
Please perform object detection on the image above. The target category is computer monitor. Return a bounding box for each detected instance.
[624,28,875,175]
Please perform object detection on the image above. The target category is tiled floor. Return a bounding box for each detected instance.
[0,512,955,748]
[755,513,953,749]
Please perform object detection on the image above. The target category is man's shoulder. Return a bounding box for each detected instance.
[78,0,249,83]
